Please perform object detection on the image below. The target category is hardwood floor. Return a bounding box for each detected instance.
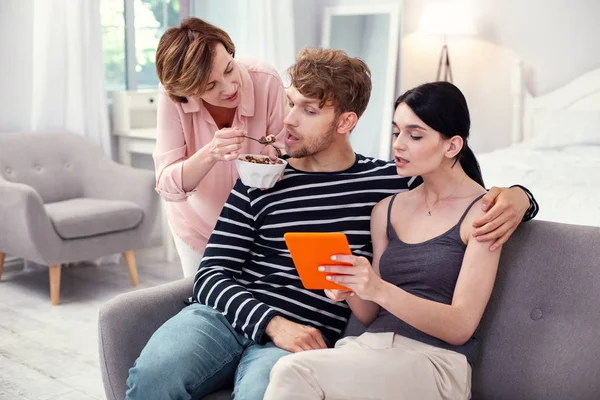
[0,248,183,400]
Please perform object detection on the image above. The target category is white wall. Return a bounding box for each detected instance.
[0,0,33,132]
[293,0,323,53]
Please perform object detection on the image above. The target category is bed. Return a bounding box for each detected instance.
[476,60,600,227]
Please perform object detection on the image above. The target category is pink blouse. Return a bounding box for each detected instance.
[153,56,286,253]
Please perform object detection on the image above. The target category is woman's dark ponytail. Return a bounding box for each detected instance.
[458,144,484,187]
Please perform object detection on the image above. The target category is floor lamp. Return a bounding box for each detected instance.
[436,37,453,82]
[418,2,476,83]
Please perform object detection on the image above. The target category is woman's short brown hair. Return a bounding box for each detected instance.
[156,18,235,103]
[287,48,372,118]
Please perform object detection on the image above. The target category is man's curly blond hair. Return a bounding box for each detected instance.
[287,48,372,118]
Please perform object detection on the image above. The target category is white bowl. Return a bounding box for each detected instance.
[235,154,287,189]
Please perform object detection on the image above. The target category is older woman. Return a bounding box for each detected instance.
[154,18,285,276]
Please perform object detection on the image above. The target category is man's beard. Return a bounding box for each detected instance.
[286,124,336,158]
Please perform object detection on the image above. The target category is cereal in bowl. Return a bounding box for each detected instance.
[238,155,284,165]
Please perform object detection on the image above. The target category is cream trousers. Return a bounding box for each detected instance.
[265,332,472,400]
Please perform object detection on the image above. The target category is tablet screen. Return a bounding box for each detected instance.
[284,232,352,290]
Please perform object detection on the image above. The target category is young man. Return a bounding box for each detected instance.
[126,48,537,400]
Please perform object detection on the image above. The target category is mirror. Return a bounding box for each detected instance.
[322,4,401,160]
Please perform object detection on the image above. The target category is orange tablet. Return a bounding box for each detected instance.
[284,232,353,291]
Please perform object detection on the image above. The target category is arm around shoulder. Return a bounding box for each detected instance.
[510,184,539,221]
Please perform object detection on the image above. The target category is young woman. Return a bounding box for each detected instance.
[264,82,500,400]
[153,18,285,276]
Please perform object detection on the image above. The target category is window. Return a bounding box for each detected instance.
[101,0,126,91]
[100,0,190,91]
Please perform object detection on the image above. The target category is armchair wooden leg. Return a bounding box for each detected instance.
[49,264,61,306]
[123,251,139,286]
[0,252,5,280]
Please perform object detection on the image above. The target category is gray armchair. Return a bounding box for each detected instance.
[0,132,159,305]
[99,221,600,399]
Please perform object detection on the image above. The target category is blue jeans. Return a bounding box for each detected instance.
[126,303,290,400]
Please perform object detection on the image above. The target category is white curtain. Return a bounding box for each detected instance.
[30,0,111,157]
[25,0,116,267]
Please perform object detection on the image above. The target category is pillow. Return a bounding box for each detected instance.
[528,109,600,149]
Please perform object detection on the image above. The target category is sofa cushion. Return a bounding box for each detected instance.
[0,132,101,203]
[45,198,143,239]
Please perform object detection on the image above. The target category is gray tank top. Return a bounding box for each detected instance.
[366,193,486,365]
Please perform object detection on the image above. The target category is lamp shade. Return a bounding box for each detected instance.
[418,2,476,36]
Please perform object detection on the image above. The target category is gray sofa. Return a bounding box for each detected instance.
[99,220,600,399]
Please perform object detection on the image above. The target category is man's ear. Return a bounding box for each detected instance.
[445,135,464,159]
[336,112,358,134]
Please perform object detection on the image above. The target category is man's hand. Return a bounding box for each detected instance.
[265,316,327,353]
[473,186,530,251]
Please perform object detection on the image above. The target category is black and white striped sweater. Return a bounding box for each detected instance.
[192,155,418,345]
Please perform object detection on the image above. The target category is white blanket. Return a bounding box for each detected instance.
[476,144,600,227]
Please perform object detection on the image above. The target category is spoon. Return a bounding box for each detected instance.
[244,135,276,145]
